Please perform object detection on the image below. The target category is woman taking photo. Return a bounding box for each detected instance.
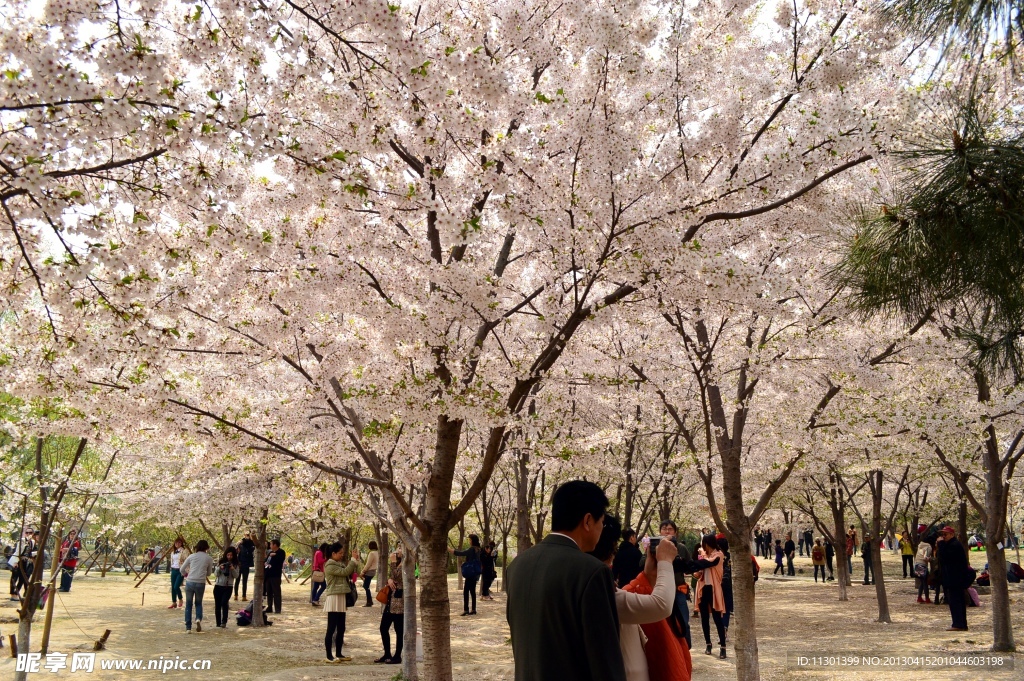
[322,541,361,663]
[213,547,239,628]
[449,534,482,615]
[375,548,404,665]
[168,538,189,610]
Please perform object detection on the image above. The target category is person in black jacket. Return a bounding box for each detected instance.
[235,532,255,601]
[936,526,971,631]
[612,529,643,588]
[450,534,482,615]
[506,480,626,681]
[263,539,286,614]
[784,533,796,576]
[480,542,498,601]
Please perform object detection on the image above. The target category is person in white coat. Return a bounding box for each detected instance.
[590,517,678,681]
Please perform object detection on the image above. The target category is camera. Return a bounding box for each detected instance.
[649,537,661,554]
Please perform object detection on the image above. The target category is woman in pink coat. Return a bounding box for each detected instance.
[694,535,727,658]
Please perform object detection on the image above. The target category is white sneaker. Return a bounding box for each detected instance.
[185,629,192,634]
[196,620,202,632]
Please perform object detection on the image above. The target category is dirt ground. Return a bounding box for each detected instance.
[0,549,1021,680]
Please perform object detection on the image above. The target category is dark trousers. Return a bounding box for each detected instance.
[863,557,874,584]
[463,575,478,612]
[773,562,783,575]
[59,567,75,592]
[698,585,726,647]
[234,565,250,599]
[786,554,795,576]
[917,577,930,599]
[325,612,347,659]
[946,586,968,629]
[311,579,326,604]
[814,565,826,582]
[826,555,834,578]
[213,585,232,626]
[362,574,374,605]
[481,572,496,597]
[675,589,692,649]
[902,555,914,577]
[381,610,404,659]
[264,574,282,613]
[798,540,805,556]
[10,560,32,596]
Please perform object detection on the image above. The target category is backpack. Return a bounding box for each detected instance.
[461,558,482,579]
[751,555,760,582]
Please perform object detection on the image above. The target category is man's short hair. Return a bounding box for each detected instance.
[550,480,608,532]
[659,519,678,532]
[270,539,281,548]
[621,529,637,542]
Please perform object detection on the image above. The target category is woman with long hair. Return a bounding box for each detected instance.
[375,548,405,665]
[213,547,239,628]
[323,541,361,663]
[168,537,189,609]
[311,542,328,606]
[449,534,482,615]
[695,535,727,659]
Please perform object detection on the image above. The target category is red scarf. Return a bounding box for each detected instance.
[622,572,692,681]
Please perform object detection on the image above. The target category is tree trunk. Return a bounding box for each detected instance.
[869,470,892,624]
[402,548,419,681]
[983,425,1015,651]
[515,449,533,551]
[720,443,758,681]
[830,504,850,600]
[251,512,267,628]
[417,415,461,681]
[379,529,390,588]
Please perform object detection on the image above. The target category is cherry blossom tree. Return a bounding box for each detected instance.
[2,1,923,679]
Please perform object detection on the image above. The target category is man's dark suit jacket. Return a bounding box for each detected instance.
[506,534,626,681]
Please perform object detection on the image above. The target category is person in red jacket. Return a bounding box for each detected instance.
[59,529,82,592]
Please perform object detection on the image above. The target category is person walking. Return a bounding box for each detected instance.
[362,541,379,607]
[311,543,328,607]
[915,539,934,603]
[505,480,627,681]
[845,530,855,577]
[861,533,875,585]
[899,534,915,578]
[480,542,498,600]
[235,531,255,601]
[695,535,727,659]
[323,541,362,663]
[784,533,796,576]
[811,539,826,583]
[58,529,82,592]
[773,540,784,575]
[824,540,835,580]
[936,526,971,631]
[168,537,189,609]
[375,549,405,665]
[263,539,286,614]
[213,547,239,628]
[180,540,214,633]
[450,534,483,615]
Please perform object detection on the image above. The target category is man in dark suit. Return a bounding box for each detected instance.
[506,480,626,681]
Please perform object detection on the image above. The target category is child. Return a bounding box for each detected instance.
[773,539,784,575]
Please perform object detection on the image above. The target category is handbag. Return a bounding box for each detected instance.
[345,589,356,608]
[311,570,325,583]
[913,562,928,578]
[376,585,391,604]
